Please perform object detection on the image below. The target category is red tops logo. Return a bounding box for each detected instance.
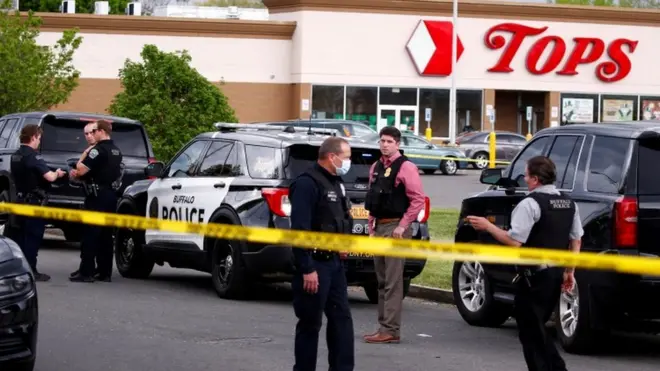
[484,23,638,83]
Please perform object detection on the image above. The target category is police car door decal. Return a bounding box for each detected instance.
[145,177,236,250]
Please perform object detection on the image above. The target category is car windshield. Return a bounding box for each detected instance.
[40,118,149,157]
[283,144,380,183]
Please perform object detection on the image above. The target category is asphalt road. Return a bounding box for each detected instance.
[33,237,660,371]
[421,169,488,210]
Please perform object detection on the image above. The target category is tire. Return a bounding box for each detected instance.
[440,158,458,175]
[114,206,154,279]
[362,278,411,304]
[210,236,251,300]
[471,152,489,170]
[554,273,607,354]
[452,260,512,327]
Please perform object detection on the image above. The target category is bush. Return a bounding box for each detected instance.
[108,44,238,162]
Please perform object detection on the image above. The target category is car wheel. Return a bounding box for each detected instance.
[555,274,606,354]
[211,237,250,299]
[472,152,489,169]
[452,260,512,327]
[362,278,411,304]
[114,210,154,279]
[440,158,458,175]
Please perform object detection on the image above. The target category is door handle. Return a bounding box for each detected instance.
[214,182,225,189]
[171,184,182,190]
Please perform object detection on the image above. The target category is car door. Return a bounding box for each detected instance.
[505,134,528,161]
[402,135,435,169]
[145,139,210,246]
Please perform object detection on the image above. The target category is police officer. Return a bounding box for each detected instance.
[466,155,583,371]
[69,119,123,283]
[10,124,67,281]
[289,136,355,371]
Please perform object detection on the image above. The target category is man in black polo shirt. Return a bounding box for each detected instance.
[289,136,355,371]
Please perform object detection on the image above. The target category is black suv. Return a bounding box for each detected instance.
[113,123,430,301]
[452,122,660,354]
[0,111,156,241]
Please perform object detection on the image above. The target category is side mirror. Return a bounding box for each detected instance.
[145,161,165,178]
[479,168,503,185]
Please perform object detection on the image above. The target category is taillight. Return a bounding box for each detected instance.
[614,195,637,248]
[262,188,291,217]
[417,196,431,223]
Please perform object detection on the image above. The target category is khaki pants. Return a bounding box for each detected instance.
[373,219,412,337]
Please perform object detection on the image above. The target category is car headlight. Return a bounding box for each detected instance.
[0,273,33,299]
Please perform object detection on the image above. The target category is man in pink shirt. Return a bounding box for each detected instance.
[363,126,426,344]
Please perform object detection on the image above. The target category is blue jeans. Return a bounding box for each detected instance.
[292,255,354,371]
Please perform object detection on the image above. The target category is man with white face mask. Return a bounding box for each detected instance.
[289,136,355,371]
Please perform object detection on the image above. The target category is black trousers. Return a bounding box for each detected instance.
[17,215,46,272]
[79,189,117,277]
[292,255,354,371]
[514,267,567,371]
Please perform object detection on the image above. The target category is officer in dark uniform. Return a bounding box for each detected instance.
[68,119,123,283]
[289,136,355,371]
[466,155,583,371]
[10,124,67,281]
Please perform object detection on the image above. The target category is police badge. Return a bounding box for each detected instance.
[384,167,392,177]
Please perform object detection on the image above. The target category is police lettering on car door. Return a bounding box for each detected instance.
[162,195,205,223]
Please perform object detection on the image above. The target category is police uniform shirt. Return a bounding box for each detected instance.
[11,145,51,193]
[507,184,584,244]
[289,163,347,274]
[80,140,122,185]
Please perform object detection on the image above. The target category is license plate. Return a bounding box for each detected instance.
[350,206,369,219]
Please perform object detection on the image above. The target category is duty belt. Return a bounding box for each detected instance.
[82,183,112,197]
[17,190,47,205]
[311,249,336,261]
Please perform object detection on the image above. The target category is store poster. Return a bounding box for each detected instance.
[601,99,634,121]
[641,100,660,120]
[561,98,594,124]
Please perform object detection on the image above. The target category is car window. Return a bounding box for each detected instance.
[547,135,584,189]
[284,144,380,183]
[0,119,18,147]
[508,136,551,187]
[637,137,660,195]
[405,136,429,148]
[245,144,282,179]
[351,124,376,136]
[167,140,207,178]
[587,136,631,193]
[197,141,233,177]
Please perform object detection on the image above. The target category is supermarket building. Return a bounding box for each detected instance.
[35,0,660,142]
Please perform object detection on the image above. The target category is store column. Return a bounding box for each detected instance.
[482,89,496,131]
[544,91,561,128]
[291,83,312,120]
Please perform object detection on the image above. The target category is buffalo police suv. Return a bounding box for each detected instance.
[113,123,430,300]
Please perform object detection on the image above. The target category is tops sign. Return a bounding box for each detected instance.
[484,23,639,83]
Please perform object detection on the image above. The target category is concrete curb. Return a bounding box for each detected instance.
[408,284,455,305]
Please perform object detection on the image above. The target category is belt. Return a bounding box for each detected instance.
[376,217,400,224]
[311,250,336,261]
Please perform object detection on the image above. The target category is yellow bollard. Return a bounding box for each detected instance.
[526,132,533,141]
[425,127,432,141]
[488,131,496,169]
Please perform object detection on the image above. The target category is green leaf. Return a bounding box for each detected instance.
[107,44,238,163]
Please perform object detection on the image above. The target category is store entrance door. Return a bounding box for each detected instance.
[377,105,418,134]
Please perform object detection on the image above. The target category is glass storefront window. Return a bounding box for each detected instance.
[457,90,483,134]
[418,89,483,138]
[600,94,638,122]
[346,86,378,130]
[559,93,599,125]
[311,85,344,120]
[639,96,660,121]
[379,87,417,106]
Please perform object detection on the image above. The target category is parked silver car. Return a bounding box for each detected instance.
[454,131,527,169]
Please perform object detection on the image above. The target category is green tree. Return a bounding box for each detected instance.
[20,0,131,14]
[0,5,83,117]
[108,44,238,162]
[548,0,660,7]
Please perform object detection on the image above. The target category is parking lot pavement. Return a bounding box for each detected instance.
[422,169,488,210]
[33,240,660,371]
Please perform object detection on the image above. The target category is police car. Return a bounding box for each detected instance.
[113,123,430,301]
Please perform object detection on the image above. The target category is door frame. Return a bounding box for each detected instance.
[377,104,419,135]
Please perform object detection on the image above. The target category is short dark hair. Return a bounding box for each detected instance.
[379,126,401,142]
[95,119,112,134]
[19,124,43,144]
[318,136,349,159]
[526,156,556,185]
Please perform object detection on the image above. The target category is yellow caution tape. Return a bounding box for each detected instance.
[404,153,512,166]
[1,202,659,276]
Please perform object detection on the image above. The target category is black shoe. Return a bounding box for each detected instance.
[93,273,111,282]
[70,270,80,278]
[34,272,51,282]
[69,273,95,283]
